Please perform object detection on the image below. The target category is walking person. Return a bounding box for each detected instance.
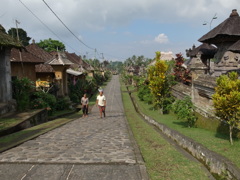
[81,93,89,117]
[96,88,106,118]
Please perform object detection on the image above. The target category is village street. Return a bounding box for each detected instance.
[0,75,148,180]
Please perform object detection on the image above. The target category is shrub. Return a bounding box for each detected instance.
[138,85,153,104]
[104,71,112,81]
[55,97,70,111]
[172,96,197,127]
[69,78,96,104]
[12,77,34,111]
[31,91,57,115]
[94,72,104,86]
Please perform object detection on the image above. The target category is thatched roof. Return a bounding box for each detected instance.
[188,43,217,57]
[0,24,22,48]
[228,40,240,53]
[199,9,240,44]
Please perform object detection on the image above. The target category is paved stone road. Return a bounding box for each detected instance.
[0,75,148,180]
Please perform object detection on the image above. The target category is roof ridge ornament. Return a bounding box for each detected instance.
[230,9,239,17]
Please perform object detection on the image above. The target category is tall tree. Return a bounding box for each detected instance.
[8,28,31,46]
[148,51,169,113]
[212,72,240,145]
[173,53,191,85]
[37,38,65,52]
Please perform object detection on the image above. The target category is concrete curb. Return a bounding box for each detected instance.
[121,93,149,180]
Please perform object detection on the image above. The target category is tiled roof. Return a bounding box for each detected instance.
[10,48,45,63]
[65,52,83,65]
[82,60,95,71]
[45,52,73,65]
[26,43,52,61]
[35,64,54,73]
[65,52,94,71]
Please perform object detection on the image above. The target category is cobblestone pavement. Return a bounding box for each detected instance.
[0,75,148,180]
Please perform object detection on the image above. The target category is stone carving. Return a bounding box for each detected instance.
[216,51,239,68]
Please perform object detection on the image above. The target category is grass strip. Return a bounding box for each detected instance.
[48,109,76,119]
[0,109,44,131]
[121,84,209,180]
[131,90,240,169]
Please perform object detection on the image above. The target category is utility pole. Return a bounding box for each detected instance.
[15,20,20,42]
[94,48,97,60]
[100,53,104,61]
[16,19,24,76]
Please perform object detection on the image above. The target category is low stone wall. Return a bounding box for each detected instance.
[0,100,16,117]
[130,94,240,180]
[171,75,216,118]
[0,109,48,137]
[171,83,191,100]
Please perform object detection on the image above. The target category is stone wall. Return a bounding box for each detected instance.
[171,74,216,118]
[0,101,16,117]
[0,109,48,137]
[171,83,191,100]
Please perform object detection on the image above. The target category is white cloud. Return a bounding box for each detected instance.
[1,0,238,34]
[0,0,239,59]
[140,33,169,44]
[154,33,169,44]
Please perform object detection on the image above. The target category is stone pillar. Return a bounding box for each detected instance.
[0,48,12,102]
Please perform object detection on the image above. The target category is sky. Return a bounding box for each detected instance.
[0,0,239,61]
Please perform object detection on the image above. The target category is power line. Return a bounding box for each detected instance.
[19,0,125,61]
[18,0,81,54]
[42,0,95,50]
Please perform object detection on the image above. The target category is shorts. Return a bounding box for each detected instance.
[98,105,105,112]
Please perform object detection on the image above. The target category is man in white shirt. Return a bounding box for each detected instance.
[96,89,106,118]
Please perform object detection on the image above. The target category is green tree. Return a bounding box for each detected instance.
[8,28,31,46]
[212,72,240,145]
[148,51,169,113]
[37,38,65,52]
[93,59,100,68]
[172,96,197,128]
[12,78,34,111]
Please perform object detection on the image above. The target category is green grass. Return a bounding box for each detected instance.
[0,111,82,152]
[0,118,19,131]
[48,109,76,119]
[0,109,76,132]
[131,91,240,169]
[0,109,43,131]
[121,84,209,180]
